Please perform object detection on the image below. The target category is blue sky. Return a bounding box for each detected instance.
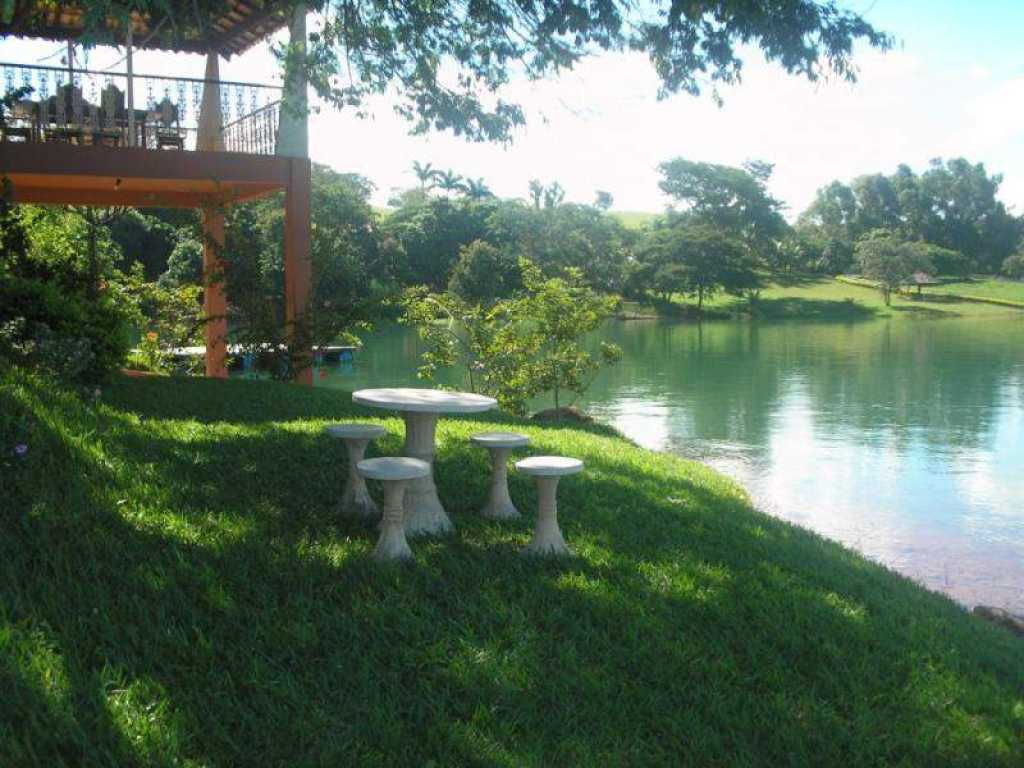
[2,1,1023,216]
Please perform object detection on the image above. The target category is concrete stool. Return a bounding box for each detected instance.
[325,423,386,518]
[470,431,529,520]
[357,457,430,562]
[515,456,584,556]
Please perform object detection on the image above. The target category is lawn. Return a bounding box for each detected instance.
[610,210,658,229]
[925,276,1024,305]
[3,371,1024,766]
[637,276,1024,321]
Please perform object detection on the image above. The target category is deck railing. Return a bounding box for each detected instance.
[0,62,282,154]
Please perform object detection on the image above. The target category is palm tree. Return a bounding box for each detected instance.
[528,179,544,209]
[463,177,493,200]
[543,181,565,209]
[436,170,466,196]
[412,161,437,191]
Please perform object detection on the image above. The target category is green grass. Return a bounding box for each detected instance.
[3,371,1024,766]
[924,276,1024,306]
[639,275,1024,321]
[610,210,658,229]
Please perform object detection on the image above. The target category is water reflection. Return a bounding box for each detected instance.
[321,316,1024,612]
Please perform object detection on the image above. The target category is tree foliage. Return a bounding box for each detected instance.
[633,219,759,308]
[798,158,1022,274]
[658,158,789,269]
[855,229,934,305]
[402,260,620,415]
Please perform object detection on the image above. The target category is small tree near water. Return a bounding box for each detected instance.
[516,261,621,414]
[401,260,621,416]
[855,230,934,305]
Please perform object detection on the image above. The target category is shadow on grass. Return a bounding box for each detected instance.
[4,374,1024,765]
[734,296,882,322]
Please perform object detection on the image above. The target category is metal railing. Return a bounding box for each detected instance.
[222,100,280,155]
[0,62,282,154]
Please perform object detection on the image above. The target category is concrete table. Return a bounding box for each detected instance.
[352,388,497,535]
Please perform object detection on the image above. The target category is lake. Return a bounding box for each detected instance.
[316,317,1024,613]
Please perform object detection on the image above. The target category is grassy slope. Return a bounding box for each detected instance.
[610,210,658,229]
[926,276,1024,304]
[634,276,1024,321]
[3,372,1024,767]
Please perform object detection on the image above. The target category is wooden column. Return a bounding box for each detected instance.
[202,208,228,378]
[197,52,228,378]
[284,157,312,385]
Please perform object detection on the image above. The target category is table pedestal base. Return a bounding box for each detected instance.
[402,412,454,536]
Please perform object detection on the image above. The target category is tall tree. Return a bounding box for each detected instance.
[412,161,437,191]
[63,2,890,143]
[657,158,789,267]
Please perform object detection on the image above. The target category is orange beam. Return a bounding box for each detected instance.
[202,207,229,379]
[284,157,313,386]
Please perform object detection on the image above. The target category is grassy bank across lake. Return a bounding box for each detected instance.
[3,372,1024,765]
[626,275,1024,321]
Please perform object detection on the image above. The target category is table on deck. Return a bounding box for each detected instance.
[352,388,497,536]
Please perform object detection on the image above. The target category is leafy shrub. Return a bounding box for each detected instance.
[1003,250,1024,280]
[0,189,133,383]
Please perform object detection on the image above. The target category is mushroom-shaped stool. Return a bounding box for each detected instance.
[325,423,386,518]
[357,457,430,562]
[515,456,584,556]
[470,431,529,520]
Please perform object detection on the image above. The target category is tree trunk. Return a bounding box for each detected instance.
[697,286,704,310]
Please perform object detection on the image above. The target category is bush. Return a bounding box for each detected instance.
[447,239,522,303]
[1003,250,1024,280]
[0,275,131,382]
[0,190,133,383]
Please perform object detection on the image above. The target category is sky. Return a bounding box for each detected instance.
[2,0,1023,217]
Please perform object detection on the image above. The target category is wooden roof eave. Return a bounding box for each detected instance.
[0,1,290,58]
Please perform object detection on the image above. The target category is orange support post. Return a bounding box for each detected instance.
[284,157,313,385]
[202,206,229,379]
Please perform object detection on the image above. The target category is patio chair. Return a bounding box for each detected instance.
[149,98,184,150]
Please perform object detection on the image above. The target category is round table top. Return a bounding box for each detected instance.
[471,431,530,448]
[353,387,497,414]
[516,456,584,477]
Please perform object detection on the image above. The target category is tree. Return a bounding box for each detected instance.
[435,170,466,197]
[64,2,890,144]
[1,200,133,383]
[855,230,934,305]
[798,158,1023,275]
[485,199,631,292]
[516,261,621,414]
[634,221,755,309]
[223,165,396,377]
[543,182,566,210]
[412,161,437,191]
[594,191,614,211]
[448,240,521,304]
[384,196,496,289]
[528,180,544,210]
[463,178,494,200]
[657,158,789,268]
[1003,249,1024,280]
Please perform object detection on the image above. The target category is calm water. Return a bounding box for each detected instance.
[318,318,1024,612]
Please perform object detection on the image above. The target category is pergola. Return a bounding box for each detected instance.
[0,0,314,384]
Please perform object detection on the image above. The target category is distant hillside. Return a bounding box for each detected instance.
[611,210,658,229]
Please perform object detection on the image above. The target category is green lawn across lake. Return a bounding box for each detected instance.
[3,371,1024,766]
[629,275,1024,321]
